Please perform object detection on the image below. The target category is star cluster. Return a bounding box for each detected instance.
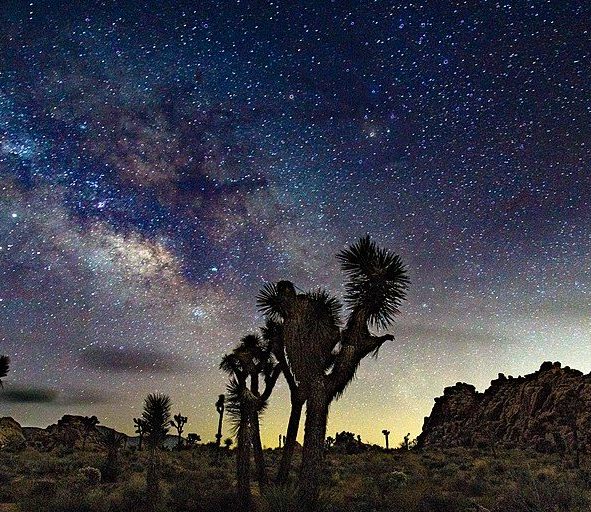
[0,1,589,446]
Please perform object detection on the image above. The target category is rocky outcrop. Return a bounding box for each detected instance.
[418,361,591,453]
[0,417,26,450]
[3,415,128,451]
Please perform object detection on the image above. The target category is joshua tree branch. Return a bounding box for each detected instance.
[326,333,393,398]
[260,364,283,402]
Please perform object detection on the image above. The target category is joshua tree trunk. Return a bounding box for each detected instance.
[251,411,268,489]
[298,385,329,510]
[138,433,143,452]
[276,398,303,484]
[216,413,224,447]
[146,448,160,512]
[236,412,252,511]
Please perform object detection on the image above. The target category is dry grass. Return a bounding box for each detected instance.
[0,445,588,511]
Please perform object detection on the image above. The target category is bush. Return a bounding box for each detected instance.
[78,466,102,485]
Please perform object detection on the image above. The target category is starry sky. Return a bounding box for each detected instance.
[0,0,589,447]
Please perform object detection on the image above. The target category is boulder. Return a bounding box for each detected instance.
[0,417,26,450]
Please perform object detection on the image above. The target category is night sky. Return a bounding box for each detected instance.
[0,1,589,447]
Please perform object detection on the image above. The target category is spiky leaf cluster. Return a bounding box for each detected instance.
[256,282,283,321]
[337,235,409,329]
[142,393,172,448]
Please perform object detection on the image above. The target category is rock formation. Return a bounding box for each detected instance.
[0,417,26,450]
[418,361,591,453]
[1,415,128,451]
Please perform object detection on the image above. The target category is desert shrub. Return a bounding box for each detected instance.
[418,492,471,512]
[167,470,238,512]
[15,479,58,512]
[78,466,102,485]
[101,473,146,512]
[260,484,298,512]
[493,470,589,512]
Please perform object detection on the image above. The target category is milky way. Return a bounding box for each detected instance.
[0,1,589,446]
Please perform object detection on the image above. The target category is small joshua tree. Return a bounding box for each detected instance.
[99,429,126,482]
[81,416,100,451]
[215,394,225,447]
[170,413,188,450]
[143,393,171,512]
[133,417,148,451]
[382,430,390,450]
[403,433,410,450]
[224,437,233,449]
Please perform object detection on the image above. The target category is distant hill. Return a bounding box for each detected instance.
[418,361,591,453]
[0,414,183,451]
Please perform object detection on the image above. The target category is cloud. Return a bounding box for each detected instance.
[0,386,110,405]
[0,387,57,403]
[79,346,187,374]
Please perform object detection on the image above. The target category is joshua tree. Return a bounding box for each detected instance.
[81,415,100,451]
[0,355,9,388]
[258,235,408,509]
[403,433,410,450]
[99,429,126,482]
[382,429,390,450]
[224,437,233,449]
[257,306,319,485]
[215,394,225,447]
[142,393,172,512]
[325,436,335,449]
[133,417,148,451]
[221,333,282,509]
[186,433,200,447]
[170,413,188,450]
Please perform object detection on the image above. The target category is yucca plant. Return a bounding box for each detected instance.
[99,429,126,482]
[142,393,172,512]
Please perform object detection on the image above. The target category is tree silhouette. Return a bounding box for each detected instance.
[258,235,408,509]
[259,317,304,485]
[81,415,100,451]
[221,333,282,509]
[186,433,200,447]
[215,394,225,448]
[382,429,390,450]
[403,433,410,450]
[224,437,233,449]
[133,417,148,452]
[99,429,126,482]
[170,413,188,450]
[0,356,9,388]
[142,393,172,512]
